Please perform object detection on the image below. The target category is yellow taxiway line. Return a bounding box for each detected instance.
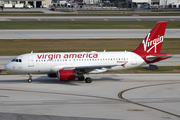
[3,19,7,21]
[168,61,180,66]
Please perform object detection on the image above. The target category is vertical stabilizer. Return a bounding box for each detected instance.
[132,22,167,54]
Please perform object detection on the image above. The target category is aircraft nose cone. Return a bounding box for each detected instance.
[4,63,10,71]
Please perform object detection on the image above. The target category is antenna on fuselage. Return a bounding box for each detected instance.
[31,51,33,54]
[104,50,106,52]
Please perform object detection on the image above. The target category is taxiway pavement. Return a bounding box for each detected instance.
[0,74,179,120]
[1,16,180,21]
[0,29,180,39]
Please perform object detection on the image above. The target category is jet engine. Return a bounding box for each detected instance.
[57,70,76,81]
[47,73,57,78]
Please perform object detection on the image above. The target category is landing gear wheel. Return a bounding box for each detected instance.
[78,76,85,81]
[28,79,32,83]
[28,73,32,83]
[85,77,92,83]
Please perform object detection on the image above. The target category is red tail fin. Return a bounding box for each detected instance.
[132,22,167,53]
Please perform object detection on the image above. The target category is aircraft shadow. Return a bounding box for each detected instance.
[0,75,122,85]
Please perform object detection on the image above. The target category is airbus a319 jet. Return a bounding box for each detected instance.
[5,21,171,83]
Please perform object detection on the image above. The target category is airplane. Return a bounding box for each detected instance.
[5,21,171,83]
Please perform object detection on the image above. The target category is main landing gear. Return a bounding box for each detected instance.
[78,75,92,83]
[85,77,92,83]
[28,74,32,83]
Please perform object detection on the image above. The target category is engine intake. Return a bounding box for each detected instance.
[47,73,57,78]
[57,70,76,81]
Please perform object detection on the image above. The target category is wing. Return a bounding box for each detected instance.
[63,64,124,74]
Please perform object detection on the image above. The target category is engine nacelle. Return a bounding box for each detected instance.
[47,73,57,78]
[57,70,76,81]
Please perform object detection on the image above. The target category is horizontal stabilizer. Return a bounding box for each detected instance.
[146,55,171,61]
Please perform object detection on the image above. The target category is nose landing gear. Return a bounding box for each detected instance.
[28,74,32,83]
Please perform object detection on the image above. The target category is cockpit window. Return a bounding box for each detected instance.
[11,59,15,62]
[11,59,22,62]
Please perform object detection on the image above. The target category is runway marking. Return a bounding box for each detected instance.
[128,109,143,111]
[137,19,141,21]
[118,82,180,118]
[111,74,118,77]
[71,19,75,21]
[0,88,124,102]
[101,36,113,37]
[37,19,41,21]
[170,19,175,21]
[21,75,28,77]
[168,61,180,66]
[3,19,7,21]
[104,19,108,21]
[5,36,35,39]
[0,95,9,97]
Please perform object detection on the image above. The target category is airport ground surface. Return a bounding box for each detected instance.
[1,16,180,21]
[0,74,180,120]
[0,8,180,120]
[0,29,180,39]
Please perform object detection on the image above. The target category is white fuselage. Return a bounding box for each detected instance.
[5,51,146,74]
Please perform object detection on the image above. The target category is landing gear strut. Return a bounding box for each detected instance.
[85,77,92,83]
[28,74,32,83]
[78,75,85,81]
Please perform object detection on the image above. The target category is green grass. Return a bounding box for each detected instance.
[0,21,180,29]
[0,39,179,56]
[113,66,180,73]
[1,66,180,75]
